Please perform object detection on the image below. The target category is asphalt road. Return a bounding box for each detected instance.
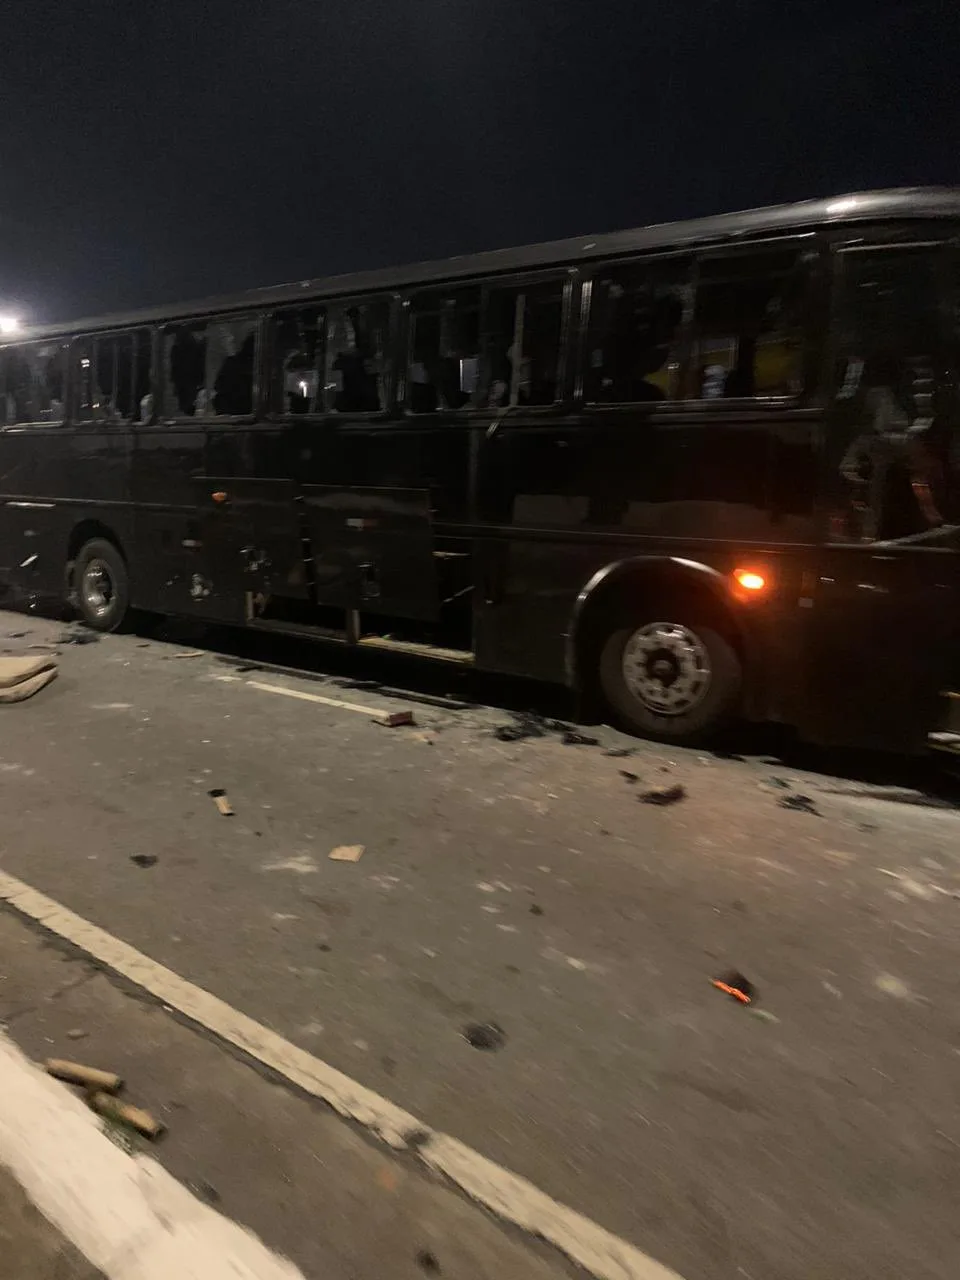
[1,608,958,1280]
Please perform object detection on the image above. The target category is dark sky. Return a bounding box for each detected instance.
[1,0,957,322]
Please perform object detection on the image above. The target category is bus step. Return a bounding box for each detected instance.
[249,618,346,643]
[930,731,960,755]
[359,635,474,664]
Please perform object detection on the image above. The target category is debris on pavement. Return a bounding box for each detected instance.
[711,971,755,1004]
[45,1059,122,1093]
[130,854,158,869]
[377,709,416,728]
[329,844,366,862]
[56,627,100,645]
[529,904,544,916]
[779,793,820,815]
[619,770,639,783]
[638,783,686,805]
[493,714,548,743]
[604,746,637,758]
[561,729,600,746]
[209,788,235,816]
[65,1029,88,1041]
[461,1022,506,1052]
[89,1091,165,1140]
[0,654,58,704]
[169,650,205,659]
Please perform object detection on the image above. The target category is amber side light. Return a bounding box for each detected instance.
[733,569,766,592]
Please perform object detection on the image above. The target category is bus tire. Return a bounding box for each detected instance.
[598,611,741,744]
[73,538,130,632]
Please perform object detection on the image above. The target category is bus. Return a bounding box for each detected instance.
[2,188,959,753]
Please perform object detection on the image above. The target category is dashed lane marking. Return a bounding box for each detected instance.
[245,679,406,720]
[0,867,685,1280]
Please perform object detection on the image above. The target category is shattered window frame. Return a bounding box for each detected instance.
[0,340,69,427]
[478,272,572,410]
[404,285,483,415]
[681,244,814,404]
[322,295,395,416]
[72,328,153,425]
[161,313,261,421]
[582,254,694,405]
[268,304,327,417]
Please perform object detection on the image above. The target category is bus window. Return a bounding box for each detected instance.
[74,330,151,423]
[407,288,480,413]
[272,306,324,415]
[586,265,690,403]
[323,300,390,414]
[685,251,808,400]
[163,316,257,418]
[0,342,67,426]
[481,279,565,408]
[831,246,945,542]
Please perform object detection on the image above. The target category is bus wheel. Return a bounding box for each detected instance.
[598,613,741,744]
[73,539,130,632]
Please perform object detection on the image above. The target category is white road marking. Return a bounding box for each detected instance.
[246,679,403,720]
[0,868,686,1280]
[0,1033,304,1279]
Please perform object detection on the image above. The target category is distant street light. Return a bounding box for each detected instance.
[0,316,20,335]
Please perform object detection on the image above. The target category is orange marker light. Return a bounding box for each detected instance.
[734,569,766,592]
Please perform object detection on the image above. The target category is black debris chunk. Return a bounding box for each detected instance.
[57,629,100,645]
[130,854,158,869]
[493,714,547,743]
[619,770,639,783]
[639,783,686,806]
[778,793,820,815]
[561,730,600,747]
[767,775,791,789]
[416,1249,441,1273]
[461,1021,506,1052]
[187,1180,222,1206]
[529,903,544,916]
[604,747,637,758]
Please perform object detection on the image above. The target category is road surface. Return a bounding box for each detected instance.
[0,608,958,1280]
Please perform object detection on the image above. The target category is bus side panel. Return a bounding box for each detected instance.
[0,427,134,607]
[801,546,960,752]
[130,424,206,615]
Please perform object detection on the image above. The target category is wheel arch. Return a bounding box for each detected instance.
[65,520,128,599]
[565,555,755,691]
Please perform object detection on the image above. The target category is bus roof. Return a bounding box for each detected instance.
[18,187,960,340]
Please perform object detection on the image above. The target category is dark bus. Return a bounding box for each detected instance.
[3,188,960,752]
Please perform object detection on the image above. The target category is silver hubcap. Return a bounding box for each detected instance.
[81,559,114,619]
[622,622,711,716]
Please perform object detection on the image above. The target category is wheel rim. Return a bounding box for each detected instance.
[621,622,711,716]
[81,558,115,620]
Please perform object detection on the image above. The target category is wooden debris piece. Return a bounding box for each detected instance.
[89,1092,164,1139]
[45,1059,122,1093]
[329,844,365,863]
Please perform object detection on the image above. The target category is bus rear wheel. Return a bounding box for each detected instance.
[73,539,130,632]
[598,611,741,744]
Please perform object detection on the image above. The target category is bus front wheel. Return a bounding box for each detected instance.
[598,612,742,744]
[73,539,130,632]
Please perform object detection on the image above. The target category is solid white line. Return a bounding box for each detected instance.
[0,1033,304,1279]
[0,869,686,1280]
[245,680,394,719]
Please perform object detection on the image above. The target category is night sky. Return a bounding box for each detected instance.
[1,0,957,323]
